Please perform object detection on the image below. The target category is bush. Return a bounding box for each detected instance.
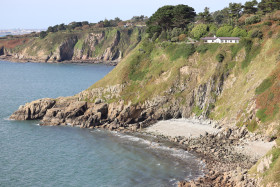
[157,31,168,42]
[245,15,261,25]
[249,29,263,39]
[216,53,225,62]
[268,31,273,38]
[216,25,233,37]
[178,34,187,41]
[264,21,272,26]
[171,37,179,42]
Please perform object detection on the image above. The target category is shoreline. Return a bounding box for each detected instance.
[0,55,118,66]
[92,118,275,186]
[8,92,276,186]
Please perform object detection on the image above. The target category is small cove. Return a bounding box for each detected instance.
[0,61,203,186]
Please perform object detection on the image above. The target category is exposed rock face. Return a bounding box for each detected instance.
[73,32,105,60]
[10,98,56,120]
[1,28,143,65]
[0,46,4,56]
[58,36,78,61]
[100,30,121,61]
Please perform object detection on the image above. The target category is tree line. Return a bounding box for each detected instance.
[146,0,280,41]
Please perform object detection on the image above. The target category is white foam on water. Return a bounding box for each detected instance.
[3,116,13,121]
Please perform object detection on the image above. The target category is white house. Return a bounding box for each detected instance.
[201,36,240,44]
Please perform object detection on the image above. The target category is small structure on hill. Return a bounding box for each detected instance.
[201,36,240,43]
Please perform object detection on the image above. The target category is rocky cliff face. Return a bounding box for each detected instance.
[0,27,144,64]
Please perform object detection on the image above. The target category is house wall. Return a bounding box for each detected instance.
[204,39,239,43]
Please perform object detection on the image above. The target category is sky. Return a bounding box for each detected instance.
[1,0,249,29]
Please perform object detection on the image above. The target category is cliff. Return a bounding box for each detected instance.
[0,27,144,64]
[10,22,280,186]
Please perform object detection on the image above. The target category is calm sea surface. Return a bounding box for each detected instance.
[0,61,203,187]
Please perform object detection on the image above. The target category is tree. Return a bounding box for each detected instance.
[191,24,208,40]
[147,5,174,31]
[39,31,47,39]
[258,0,280,13]
[58,24,66,31]
[82,21,89,26]
[147,5,196,38]
[172,4,196,28]
[228,3,243,25]
[68,22,82,30]
[243,0,258,14]
[103,19,111,27]
[213,8,230,25]
[216,25,234,37]
[47,26,55,33]
[197,7,213,23]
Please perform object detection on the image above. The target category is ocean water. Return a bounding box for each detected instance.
[0,61,203,187]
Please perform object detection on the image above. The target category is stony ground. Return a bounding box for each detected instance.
[140,118,276,187]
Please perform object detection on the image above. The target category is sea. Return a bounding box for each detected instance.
[0,60,203,187]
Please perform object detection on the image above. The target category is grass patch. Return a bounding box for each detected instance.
[192,106,203,116]
[196,44,208,54]
[247,119,258,132]
[226,61,236,71]
[256,109,268,122]
[255,77,273,95]
[166,43,195,61]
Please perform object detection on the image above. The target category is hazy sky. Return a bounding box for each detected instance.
[1,0,249,29]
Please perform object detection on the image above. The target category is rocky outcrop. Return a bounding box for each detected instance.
[10,98,56,120]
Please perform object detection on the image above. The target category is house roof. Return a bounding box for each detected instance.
[201,37,240,40]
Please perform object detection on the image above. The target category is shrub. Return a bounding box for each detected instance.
[157,31,168,42]
[216,25,233,37]
[264,21,272,26]
[216,53,225,62]
[178,34,187,41]
[268,31,273,38]
[249,29,263,39]
[245,15,261,25]
[171,37,179,42]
